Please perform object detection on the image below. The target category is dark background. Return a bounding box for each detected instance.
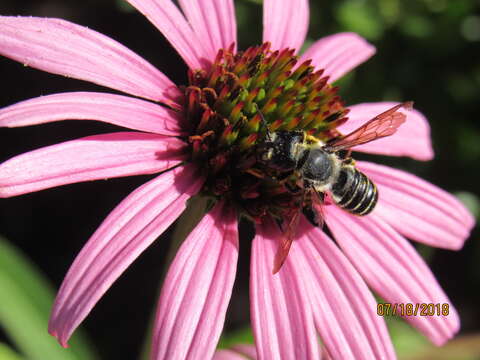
[0,0,479,359]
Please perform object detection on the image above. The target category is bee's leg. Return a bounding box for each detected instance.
[276,170,295,182]
[302,207,319,226]
[245,168,265,178]
[284,181,302,194]
[280,172,304,194]
[336,149,353,160]
[341,156,355,166]
[237,151,257,171]
[345,149,353,159]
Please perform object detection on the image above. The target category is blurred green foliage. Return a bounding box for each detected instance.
[455,192,480,220]
[0,343,23,360]
[218,327,255,350]
[387,317,480,360]
[0,236,98,360]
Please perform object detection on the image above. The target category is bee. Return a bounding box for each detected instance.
[255,102,413,272]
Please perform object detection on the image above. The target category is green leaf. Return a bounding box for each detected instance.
[0,236,98,360]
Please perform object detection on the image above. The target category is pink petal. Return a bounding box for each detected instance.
[151,202,238,360]
[230,345,257,359]
[325,205,460,346]
[126,0,210,69]
[293,218,395,360]
[0,92,185,136]
[263,0,309,53]
[300,33,376,82]
[0,132,186,197]
[48,164,203,346]
[339,102,433,160]
[178,0,237,59]
[214,345,257,360]
[213,350,250,360]
[358,161,474,249]
[0,17,180,104]
[250,219,320,359]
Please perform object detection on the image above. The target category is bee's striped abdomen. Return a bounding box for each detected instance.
[331,167,378,216]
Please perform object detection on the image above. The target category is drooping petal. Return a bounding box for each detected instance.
[178,0,237,59]
[263,0,309,53]
[213,350,250,360]
[0,92,185,136]
[49,164,203,346]
[300,33,375,82]
[358,161,474,249]
[325,205,460,346]
[338,102,433,160]
[0,132,186,198]
[293,219,395,360]
[230,345,257,359]
[151,202,238,360]
[213,345,257,360]
[126,0,210,69]
[0,17,180,104]
[250,219,319,360]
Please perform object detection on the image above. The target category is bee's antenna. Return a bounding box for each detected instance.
[255,104,273,141]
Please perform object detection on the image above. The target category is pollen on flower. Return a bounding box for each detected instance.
[182,42,348,223]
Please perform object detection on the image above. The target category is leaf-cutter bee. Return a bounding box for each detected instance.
[256,102,413,272]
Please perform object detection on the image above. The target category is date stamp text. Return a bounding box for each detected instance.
[377,303,450,317]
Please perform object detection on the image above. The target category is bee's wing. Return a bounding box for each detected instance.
[272,233,294,274]
[272,207,301,274]
[324,102,412,152]
[301,187,325,228]
[310,189,325,229]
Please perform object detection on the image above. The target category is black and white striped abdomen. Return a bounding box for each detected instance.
[331,166,378,215]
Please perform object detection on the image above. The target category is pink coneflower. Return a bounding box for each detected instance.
[0,1,474,359]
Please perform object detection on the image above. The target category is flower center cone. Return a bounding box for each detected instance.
[182,42,348,223]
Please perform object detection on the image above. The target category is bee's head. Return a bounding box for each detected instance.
[256,131,303,173]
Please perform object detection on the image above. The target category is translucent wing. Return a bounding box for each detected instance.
[310,189,325,229]
[272,235,293,274]
[272,204,301,274]
[324,102,412,152]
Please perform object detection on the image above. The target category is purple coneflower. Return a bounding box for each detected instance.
[0,1,474,359]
